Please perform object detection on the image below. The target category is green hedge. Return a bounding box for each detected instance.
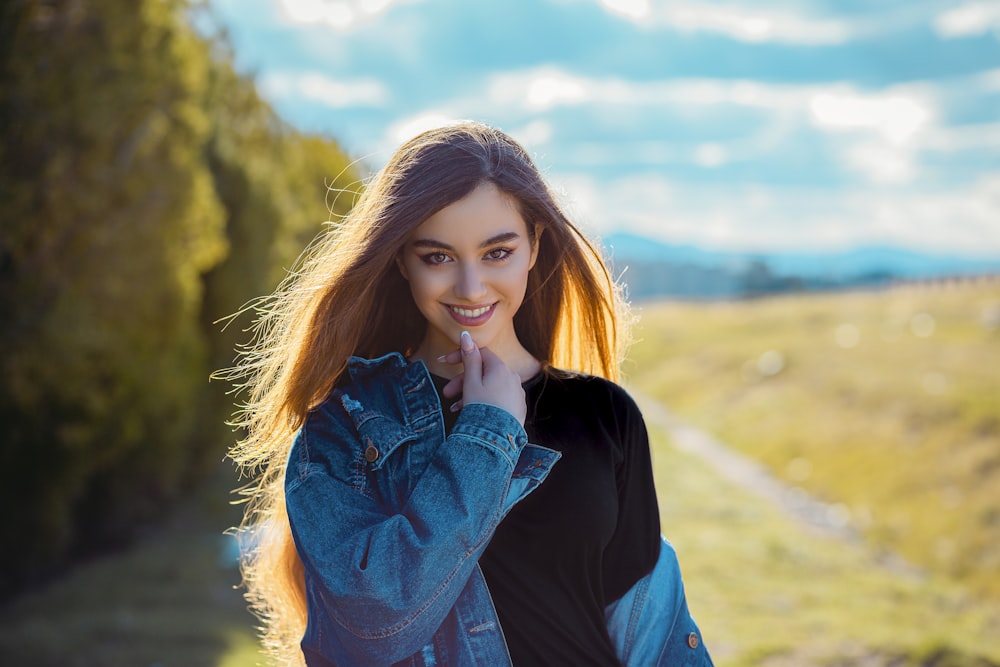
[0,0,361,597]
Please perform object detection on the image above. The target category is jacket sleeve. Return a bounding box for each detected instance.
[605,536,714,666]
[286,401,528,665]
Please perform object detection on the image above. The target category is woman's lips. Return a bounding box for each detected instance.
[446,302,497,326]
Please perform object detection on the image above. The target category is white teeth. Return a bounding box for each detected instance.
[450,305,492,318]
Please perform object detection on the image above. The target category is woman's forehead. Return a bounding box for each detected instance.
[408,183,528,247]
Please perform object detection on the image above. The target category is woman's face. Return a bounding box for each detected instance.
[397,182,539,360]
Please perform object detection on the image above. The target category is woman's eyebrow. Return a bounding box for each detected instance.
[410,231,522,251]
[479,232,521,248]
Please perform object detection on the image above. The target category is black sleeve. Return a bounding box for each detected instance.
[601,383,662,604]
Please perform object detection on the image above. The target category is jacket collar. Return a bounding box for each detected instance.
[346,351,411,380]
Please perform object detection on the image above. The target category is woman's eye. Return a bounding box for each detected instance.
[485,248,513,261]
[421,252,451,265]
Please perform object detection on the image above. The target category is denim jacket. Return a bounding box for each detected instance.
[285,353,713,666]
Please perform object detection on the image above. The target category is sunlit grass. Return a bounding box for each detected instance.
[0,467,266,667]
[218,628,270,667]
[0,533,259,666]
[631,280,1000,664]
[650,424,1000,666]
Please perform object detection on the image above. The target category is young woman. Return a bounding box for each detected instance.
[228,122,713,666]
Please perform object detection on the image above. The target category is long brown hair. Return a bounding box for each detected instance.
[226,121,630,664]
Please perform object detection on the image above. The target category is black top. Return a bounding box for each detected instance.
[432,368,661,666]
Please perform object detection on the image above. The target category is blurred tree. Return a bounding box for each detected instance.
[197,41,363,467]
[0,0,361,597]
[740,259,776,298]
[0,0,228,595]
[199,54,361,376]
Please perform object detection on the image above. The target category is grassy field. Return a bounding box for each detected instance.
[628,279,1000,665]
[1,280,996,665]
[651,424,1000,666]
[626,279,1000,601]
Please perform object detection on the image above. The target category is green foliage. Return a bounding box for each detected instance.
[1,0,224,590]
[199,57,362,375]
[0,0,360,597]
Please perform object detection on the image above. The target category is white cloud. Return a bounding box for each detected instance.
[808,90,934,145]
[864,175,1000,252]
[483,67,816,114]
[552,172,1000,256]
[486,69,588,111]
[664,3,852,44]
[385,112,464,146]
[259,71,390,107]
[843,142,917,185]
[484,67,943,126]
[276,0,411,30]
[558,142,627,167]
[693,142,728,168]
[594,0,856,44]
[916,121,1000,152]
[933,2,1000,38]
[509,119,556,151]
[480,69,943,183]
[802,86,939,185]
[392,68,971,186]
[980,68,1000,91]
[598,0,651,21]
[525,73,589,110]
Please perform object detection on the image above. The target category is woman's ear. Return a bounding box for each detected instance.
[395,253,409,280]
[529,225,544,269]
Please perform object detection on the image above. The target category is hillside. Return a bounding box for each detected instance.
[606,232,1000,300]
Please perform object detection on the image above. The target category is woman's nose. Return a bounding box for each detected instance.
[455,263,487,300]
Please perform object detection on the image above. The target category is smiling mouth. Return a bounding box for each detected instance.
[446,302,497,324]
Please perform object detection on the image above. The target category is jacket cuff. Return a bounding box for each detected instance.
[450,402,527,468]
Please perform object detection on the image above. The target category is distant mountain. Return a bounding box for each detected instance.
[602,232,1000,300]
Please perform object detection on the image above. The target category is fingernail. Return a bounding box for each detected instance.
[449,401,462,412]
[460,331,474,353]
[436,354,448,362]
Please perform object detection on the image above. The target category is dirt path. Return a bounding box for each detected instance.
[630,388,932,581]
[631,388,862,542]
[628,387,936,588]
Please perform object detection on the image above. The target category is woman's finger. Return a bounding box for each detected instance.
[436,348,463,365]
[442,372,464,399]
[459,331,483,388]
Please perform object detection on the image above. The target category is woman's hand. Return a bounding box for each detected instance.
[440,331,526,426]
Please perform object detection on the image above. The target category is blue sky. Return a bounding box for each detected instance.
[205,0,1000,257]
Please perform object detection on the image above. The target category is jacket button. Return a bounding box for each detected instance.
[364,444,379,463]
[687,632,699,649]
